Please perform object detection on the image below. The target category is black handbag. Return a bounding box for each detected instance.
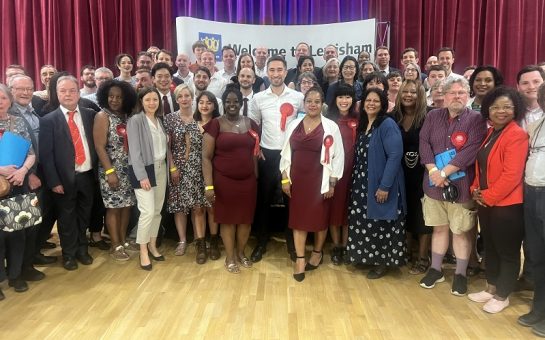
[0,192,42,232]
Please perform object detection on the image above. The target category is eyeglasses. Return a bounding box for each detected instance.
[12,87,34,93]
[446,91,468,97]
[300,80,314,86]
[405,68,417,73]
[342,65,356,71]
[489,105,515,112]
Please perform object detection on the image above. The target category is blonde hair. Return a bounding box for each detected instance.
[174,83,194,100]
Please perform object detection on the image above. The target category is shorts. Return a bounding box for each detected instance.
[421,194,477,234]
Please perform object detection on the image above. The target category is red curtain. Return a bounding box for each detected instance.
[0,0,172,90]
[368,0,545,85]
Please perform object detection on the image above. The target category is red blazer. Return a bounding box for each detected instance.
[470,121,528,206]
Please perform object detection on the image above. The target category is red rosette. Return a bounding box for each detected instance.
[248,129,260,156]
[347,119,358,145]
[279,103,294,131]
[451,131,468,150]
[323,135,334,164]
[116,123,128,152]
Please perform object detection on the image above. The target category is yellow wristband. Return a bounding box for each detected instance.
[105,168,115,175]
[169,167,177,173]
[205,186,214,191]
[428,166,438,174]
[281,179,290,184]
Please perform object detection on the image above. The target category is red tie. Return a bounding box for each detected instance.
[68,111,86,165]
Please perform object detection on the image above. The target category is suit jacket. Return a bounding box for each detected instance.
[39,106,97,193]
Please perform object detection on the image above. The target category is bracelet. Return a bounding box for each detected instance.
[205,185,214,191]
[428,166,438,174]
[22,165,29,171]
[281,179,290,184]
[105,168,115,175]
[169,167,177,173]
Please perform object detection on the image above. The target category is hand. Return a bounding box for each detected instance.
[205,189,215,203]
[52,185,65,194]
[6,167,27,186]
[140,179,151,191]
[28,173,42,190]
[323,186,334,199]
[258,150,266,161]
[170,169,180,185]
[282,183,291,198]
[472,189,488,207]
[106,173,120,190]
[0,165,18,177]
[429,170,447,188]
[375,189,389,203]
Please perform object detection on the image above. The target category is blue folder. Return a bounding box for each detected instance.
[0,131,31,167]
[429,149,465,186]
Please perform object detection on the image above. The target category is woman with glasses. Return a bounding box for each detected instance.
[288,56,315,90]
[326,56,363,105]
[403,62,422,82]
[468,86,528,314]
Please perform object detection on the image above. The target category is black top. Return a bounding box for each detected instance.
[477,128,503,189]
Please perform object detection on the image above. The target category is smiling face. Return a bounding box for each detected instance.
[295,43,310,60]
[299,59,314,73]
[360,63,375,78]
[10,77,34,107]
[240,55,254,69]
[254,47,268,66]
[137,55,153,69]
[198,95,215,116]
[81,68,96,88]
[224,92,241,117]
[200,51,216,72]
[156,52,172,67]
[518,70,544,104]
[400,82,417,108]
[341,60,356,82]
[107,86,123,112]
[194,70,210,91]
[142,91,159,115]
[118,56,133,73]
[488,96,515,129]
[325,61,339,79]
[176,88,193,110]
[358,51,370,65]
[304,90,323,118]
[323,46,338,61]
[364,91,381,117]
[388,76,402,92]
[376,48,390,68]
[335,95,353,115]
[404,65,419,80]
[222,49,236,69]
[267,60,287,88]
[299,77,315,95]
[40,66,56,87]
[473,70,495,98]
[153,68,172,92]
[438,51,454,74]
[175,54,190,72]
[238,68,255,90]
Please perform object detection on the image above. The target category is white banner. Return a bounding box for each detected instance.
[175,17,376,68]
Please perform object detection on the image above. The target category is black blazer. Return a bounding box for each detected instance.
[39,107,97,193]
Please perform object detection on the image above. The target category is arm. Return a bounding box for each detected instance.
[93,112,119,189]
[202,132,216,203]
[126,115,148,182]
[378,119,403,192]
[325,123,345,198]
[248,96,261,125]
[39,116,62,190]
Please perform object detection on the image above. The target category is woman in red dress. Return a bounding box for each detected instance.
[280,86,345,282]
[202,85,260,274]
[326,84,358,265]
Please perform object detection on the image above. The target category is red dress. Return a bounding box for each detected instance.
[288,121,329,231]
[205,118,258,224]
[329,117,357,226]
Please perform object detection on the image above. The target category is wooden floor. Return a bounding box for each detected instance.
[0,234,539,340]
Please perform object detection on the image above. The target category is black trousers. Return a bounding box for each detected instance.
[0,229,25,281]
[254,148,293,251]
[88,182,105,234]
[34,186,58,255]
[524,185,545,316]
[54,171,94,257]
[479,203,524,298]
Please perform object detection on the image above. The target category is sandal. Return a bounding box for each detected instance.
[409,257,430,275]
[237,255,252,268]
[224,261,240,274]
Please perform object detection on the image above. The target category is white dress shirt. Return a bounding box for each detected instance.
[174,71,194,88]
[158,90,174,113]
[217,69,237,81]
[249,85,304,150]
[146,116,167,162]
[60,105,92,172]
[207,72,228,99]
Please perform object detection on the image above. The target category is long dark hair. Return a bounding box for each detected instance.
[339,55,359,84]
[327,84,357,121]
[136,87,163,117]
[358,88,389,133]
[194,91,220,121]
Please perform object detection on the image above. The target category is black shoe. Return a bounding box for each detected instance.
[533,319,545,337]
[140,255,152,271]
[331,247,342,266]
[209,235,221,260]
[89,238,110,251]
[342,248,351,265]
[289,251,297,263]
[305,250,323,271]
[515,276,535,292]
[20,267,45,281]
[41,241,56,249]
[519,312,545,327]
[419,268,445,289]
[63,257,78,271]
[8,279,29,293]
[33,253,57,266]
[250,245,266,263]
[0,288,4,301]
[148,251,165,261]
[293,256,305,282]
[76,252,93,265]
[451,274,468,296]
[367,265,389,279]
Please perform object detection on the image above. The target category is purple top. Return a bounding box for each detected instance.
[419,107,487,203]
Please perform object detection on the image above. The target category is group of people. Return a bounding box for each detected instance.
[1,40,545,338]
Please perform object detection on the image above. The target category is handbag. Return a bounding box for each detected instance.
[0,176,10,198]
[0,192,42,232]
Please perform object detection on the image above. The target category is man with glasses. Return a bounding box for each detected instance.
[418,77,486,296]
[79,65,97,96]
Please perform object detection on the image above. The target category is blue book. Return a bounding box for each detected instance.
[0,131,31,167]
[429,149,465,186]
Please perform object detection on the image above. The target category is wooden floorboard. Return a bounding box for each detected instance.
[0,235,539,340]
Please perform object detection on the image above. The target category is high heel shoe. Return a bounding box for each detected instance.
[293,256,306,282]
[147,246,165,261]
[305,250,323,271]
[139,255,152,271]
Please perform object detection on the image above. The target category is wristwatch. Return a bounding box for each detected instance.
[440,170,447,178]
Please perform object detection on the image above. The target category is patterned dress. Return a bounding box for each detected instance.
[346,129,407,267]
[98,110,136,208]
[164,112,208,214]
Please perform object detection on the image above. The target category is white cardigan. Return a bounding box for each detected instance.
[279,116,345,194]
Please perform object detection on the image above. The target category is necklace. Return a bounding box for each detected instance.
[226,116,242,128]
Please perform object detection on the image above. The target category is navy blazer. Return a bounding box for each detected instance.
[39,106,97,193]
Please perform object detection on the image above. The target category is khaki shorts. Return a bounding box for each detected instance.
[421,194,477,234]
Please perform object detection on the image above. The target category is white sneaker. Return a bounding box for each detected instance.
[468,290,494,303]
[483,297,509,314]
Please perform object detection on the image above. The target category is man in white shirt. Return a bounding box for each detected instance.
[173,53,193,88]
[200,50,227,99]
[517,65,545,131]
[217,46,237,81]
[33,64,56,101]
[254,46,269,78]
[84,67,113,104]
[248,55,304,262]
[437,47,463,81]
[238,68,255,116]
[192,66,223,113]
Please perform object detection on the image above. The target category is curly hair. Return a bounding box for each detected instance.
[480,86,525,122]
[97,79,137,114]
